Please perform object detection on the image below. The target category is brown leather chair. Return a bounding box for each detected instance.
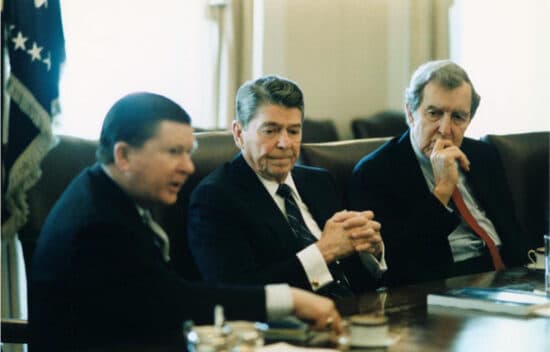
[19,135,99,274]
[3,135,95,348]
[1,318,30,344]
[159,131,238,281]
[302,118,339,143]
[300,137,390,203]
[5,136,98,347]
[18,132,238,282]
[4,132,237,346]
[351,110,408,139]
[192,126,228,133]
[481,132,550,248]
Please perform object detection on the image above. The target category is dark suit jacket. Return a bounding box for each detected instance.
[187,154,378,293]
[30,164,266,351]
[349,131,528,285]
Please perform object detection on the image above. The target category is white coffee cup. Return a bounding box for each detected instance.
[348,314,389,347]
[528,247,545,269]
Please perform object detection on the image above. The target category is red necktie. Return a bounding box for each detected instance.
[451,188,505,271]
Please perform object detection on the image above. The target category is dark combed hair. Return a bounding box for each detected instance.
[96,92,191,164]
[235,75,304,127]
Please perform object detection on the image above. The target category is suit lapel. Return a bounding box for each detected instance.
[229,155,301,252]
[395,131,433,199]
[292,167,329,227]
[461,139,490,212]
[92,164,169,264]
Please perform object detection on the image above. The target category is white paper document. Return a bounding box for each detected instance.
[259,342,338,352]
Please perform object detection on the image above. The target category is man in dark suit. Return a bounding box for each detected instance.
[30,92,342,351]
[350,60,528,285]
[188,76,385,297]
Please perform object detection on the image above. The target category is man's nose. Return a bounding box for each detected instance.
[438,114,452,136]
[277,130,291,148]
[179,154,195,175]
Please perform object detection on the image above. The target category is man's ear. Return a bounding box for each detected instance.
[113,142,131,170]
[405,104,415,126]
[232,120,244,149]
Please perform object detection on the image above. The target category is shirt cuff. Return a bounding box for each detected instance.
[265,284,293,321]
[296,244,334,291]
[358,242,388,279]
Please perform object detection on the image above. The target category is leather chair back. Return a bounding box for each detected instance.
[482,132,549,248]
[302,118,339,143]
[352,110,408,139]
[158,131,238,280]
[300,137,390,204]
[19,135,98,273]
[18,131,238,281]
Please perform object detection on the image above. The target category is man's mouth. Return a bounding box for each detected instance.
[269,154,294,160]
[168,181,184,192]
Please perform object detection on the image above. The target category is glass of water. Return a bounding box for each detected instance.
[545,234,549,295]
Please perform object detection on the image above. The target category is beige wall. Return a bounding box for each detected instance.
[252,0,548,139]
[256,0,451,139]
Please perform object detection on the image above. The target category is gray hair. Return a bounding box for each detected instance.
[235,75,304,127]
[405,60,481,118]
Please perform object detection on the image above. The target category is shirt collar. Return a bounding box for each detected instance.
[135,204,150,219]
[256,172,299,200]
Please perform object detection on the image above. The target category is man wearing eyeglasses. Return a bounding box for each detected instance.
[350,60,528,285]
[30,92,343,351]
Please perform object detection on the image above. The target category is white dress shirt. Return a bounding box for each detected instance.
[256,173,386,291]
[409,134,502,262]
[265,284,293,320]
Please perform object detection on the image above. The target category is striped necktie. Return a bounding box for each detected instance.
[140,209,171,262]
[276,183,353,297]
[276,183,317,246]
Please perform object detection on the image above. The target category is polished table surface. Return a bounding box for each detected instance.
[337,267,549,351]
[31,267,548,351]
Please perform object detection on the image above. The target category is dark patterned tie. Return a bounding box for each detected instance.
[276,184,353,297]
[140,209,171,262]
[276,184,317,246]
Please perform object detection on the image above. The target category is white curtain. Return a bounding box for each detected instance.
[207,0,254,128]
[450,0,550,137]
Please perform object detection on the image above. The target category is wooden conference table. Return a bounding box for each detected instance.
[337,267,549,351]
[19,267,547,351]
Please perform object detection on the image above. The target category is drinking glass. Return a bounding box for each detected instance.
[544,234,549,295]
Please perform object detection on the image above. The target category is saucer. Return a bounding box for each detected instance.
[350,336,397,347]
[525,263,545,271]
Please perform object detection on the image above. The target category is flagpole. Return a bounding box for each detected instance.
[1,0,7,195]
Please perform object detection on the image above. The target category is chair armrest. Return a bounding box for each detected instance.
[1,318,30,344]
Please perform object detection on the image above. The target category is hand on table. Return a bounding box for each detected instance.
[290,288,343,334]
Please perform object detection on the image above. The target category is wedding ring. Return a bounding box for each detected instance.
[325,316,334,329]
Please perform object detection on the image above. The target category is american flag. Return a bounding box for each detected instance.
[2,0,65,238]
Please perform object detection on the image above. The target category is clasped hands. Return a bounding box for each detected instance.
[316,210,382,263]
